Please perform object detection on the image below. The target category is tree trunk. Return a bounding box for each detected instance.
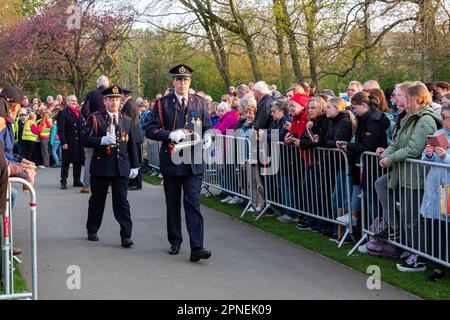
[273,0,290,91]
[279,0,303,82]
[303,0,319,84]
[243,35,261,81]
[417,0,439,82]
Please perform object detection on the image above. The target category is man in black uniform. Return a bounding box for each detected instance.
[83,85,139,248]
[121,88,144,190]
[144,64,213,262]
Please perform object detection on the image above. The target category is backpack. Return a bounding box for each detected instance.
[365,217,402,259]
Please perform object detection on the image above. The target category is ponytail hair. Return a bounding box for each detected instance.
[351,91,381,110]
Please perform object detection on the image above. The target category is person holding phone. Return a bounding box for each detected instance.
[419,104,450,281]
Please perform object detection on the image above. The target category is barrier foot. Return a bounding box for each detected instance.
[201,185,214,198]
[255,204,270,221]
[338,228,351,248]
[240,202,252,218]
[347,234,368,256]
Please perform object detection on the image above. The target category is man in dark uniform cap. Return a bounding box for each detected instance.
[121,88,144,190]
[83,85,139,248]
[143,64,213,262]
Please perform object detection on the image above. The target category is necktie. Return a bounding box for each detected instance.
[182,97,187,111]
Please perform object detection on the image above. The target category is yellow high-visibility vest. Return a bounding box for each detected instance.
[21,120,39,142]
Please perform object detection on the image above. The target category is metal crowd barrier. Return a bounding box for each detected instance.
[0,178,38,300]
[349,152,450,269]
[203,134,255,216]
[257,142,355,247]
[147,139,162,170]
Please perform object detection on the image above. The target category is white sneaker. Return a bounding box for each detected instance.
[358,244,368,254]
[247,207,255,213]
[221,196,233,203]
[228,196,244,205]
[38,165,46,169]
[336,213,358,227]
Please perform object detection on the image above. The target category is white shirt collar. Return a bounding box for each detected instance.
[107,111,119,120]
[174,92,188,106]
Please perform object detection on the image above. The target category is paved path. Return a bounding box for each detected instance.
[11,167,418,300]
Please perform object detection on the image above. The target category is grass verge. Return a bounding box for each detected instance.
[1,261,28,295]
[143,173,450,300]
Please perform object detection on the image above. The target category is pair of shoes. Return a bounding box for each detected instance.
[190,248,211,262]
[60,183,68,190]
[221,196,233,203]
[276,214,299,223]
[38,165,46,169]
[169,244,180,255]
[228,196,244,205]
[373,226,400,241]
[336,213,358,227]
[296,219,316,231]
[13,246,22,256]
[121,237,134,248]
[73,181,84,187]
[428,269,445,281]
[247,207,255,213]
[396,254,427,272]
[87,233,99,241]
[80,187,90,194]
[329,235,353,244]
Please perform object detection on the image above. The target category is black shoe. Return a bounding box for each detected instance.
[296,219,316,231]
[128,185,138,191]
[60,183,68,190]
[121,237,134,248]
[190,248,211,262]
[169,244,180,255]
[87,233,99,241]
[396,254,427,272]
[73,181,84,187]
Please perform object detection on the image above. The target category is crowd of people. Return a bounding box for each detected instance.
[1,76,449,283]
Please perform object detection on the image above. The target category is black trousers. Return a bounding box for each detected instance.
[128,142,142,189]
[163,174,204,250]
[86,175,132,238]
[60,162,82,185]
[24,141,36,162]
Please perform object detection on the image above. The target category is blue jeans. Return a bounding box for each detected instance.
[332,170,352,236]
[11,187,18,209]
[52,143,62,166]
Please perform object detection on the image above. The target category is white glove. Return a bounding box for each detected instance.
[203,133,212,150]
[101,135,116,146]
[169,130,186,143]
[129,168,139,179]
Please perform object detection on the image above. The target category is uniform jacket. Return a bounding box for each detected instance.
[83,111,139,177]
[143,93,212,176]
[57,107,85,164]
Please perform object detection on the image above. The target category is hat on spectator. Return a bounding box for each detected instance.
[122,88,133,95]
[290,93,310,108]
[18,108,28,116]
[0,87,24,104]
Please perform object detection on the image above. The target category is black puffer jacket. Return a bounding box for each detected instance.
[346,108,390,186]
[324,111,353,147]
[299,115,330,150]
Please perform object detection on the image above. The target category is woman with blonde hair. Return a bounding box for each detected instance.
[374,82,442,272]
